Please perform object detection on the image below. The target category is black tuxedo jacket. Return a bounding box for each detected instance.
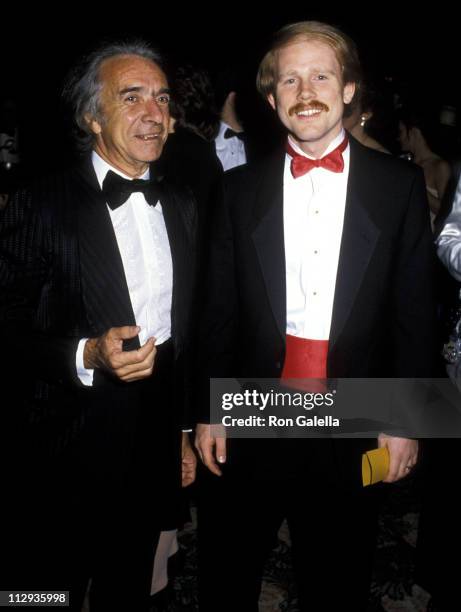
[198,138,437,484]
[0,156,197,497]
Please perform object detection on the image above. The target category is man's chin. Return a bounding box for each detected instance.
[289,131,322,147]
[290,124,324,139]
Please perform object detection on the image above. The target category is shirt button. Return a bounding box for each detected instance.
[314,250,318,254]
[313,291,317,296]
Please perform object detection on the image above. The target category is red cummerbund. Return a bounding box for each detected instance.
[281,335,329,390]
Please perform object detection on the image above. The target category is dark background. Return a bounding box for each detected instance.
[1,7,458,176]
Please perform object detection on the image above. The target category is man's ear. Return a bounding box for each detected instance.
[267,93,276,111]
[411,126,423,143]
[84,112,102,136]
[343,82,356,105]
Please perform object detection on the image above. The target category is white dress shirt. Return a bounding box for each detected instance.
[284,129,350,340]
[76,152,173,386]
[436,175,461,281]
[214,120,247,171]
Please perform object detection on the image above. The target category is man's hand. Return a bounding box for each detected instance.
[83,325,156,382]
[378,433,418,483]
[195,423,227,477]
[182,433,197,487]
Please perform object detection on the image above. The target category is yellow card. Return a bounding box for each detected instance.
[362,447,390,486]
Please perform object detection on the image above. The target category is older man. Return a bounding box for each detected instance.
[196,21,436,611]
[1,42,196,611]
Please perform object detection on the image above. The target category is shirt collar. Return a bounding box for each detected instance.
[91,150,150,190]
[287,128,346,160]
[217,121,231,138]
[216,120,243,143]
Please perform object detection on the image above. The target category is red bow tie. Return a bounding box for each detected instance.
[286,136,348,178]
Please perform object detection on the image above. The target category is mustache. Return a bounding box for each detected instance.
[288,101,330,116]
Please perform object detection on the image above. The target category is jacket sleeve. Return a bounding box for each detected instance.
[436,175,461,282]
[0,188,81,388]
[391,167,438,377]
[195,178,238,423]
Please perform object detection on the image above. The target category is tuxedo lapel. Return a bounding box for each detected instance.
[329,140,380,351]
[158,180,196,355]
[251,153,286,341]
[74,158,139,347]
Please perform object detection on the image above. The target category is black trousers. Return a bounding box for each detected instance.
[3,339,179,612]
[197,439,381,612]
[416,438,460,611]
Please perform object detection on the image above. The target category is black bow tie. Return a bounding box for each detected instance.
[102,169,161,210]
[224,127,246,141]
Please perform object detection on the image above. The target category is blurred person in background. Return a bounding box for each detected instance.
[343,82,391,154]
[415,174,461,612]
[398,108,451,228]
[0,96,22,209]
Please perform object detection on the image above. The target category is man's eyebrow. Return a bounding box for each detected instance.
[118,86,171,96]
[278,69,298,78]
[314,68,336,75]
[119,86,142,96]
[278,67,336,78]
